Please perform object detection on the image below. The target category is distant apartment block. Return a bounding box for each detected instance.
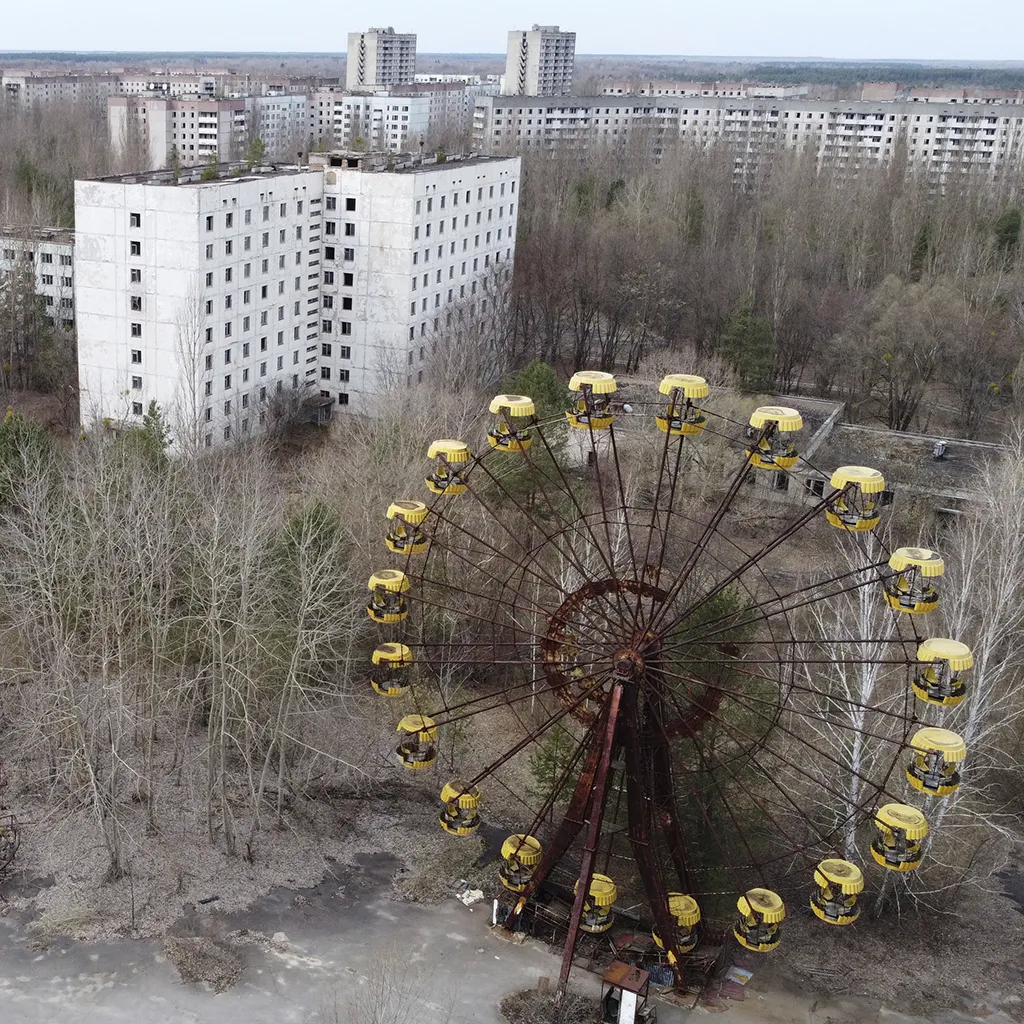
[2,72,120,107]
[73,152,520,445]
[601,80,809,99]
[346,28,417,90]
[108,96,247,171]
[503,25,576,97]
[473,94,1024,184]
[0,227,76,327]
[247,95,309,160]
[309,91,431,151]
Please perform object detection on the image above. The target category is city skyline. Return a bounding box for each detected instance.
[3,1,1024,61]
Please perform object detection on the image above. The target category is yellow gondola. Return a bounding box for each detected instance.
[566,371,617,431]
[656,374,709,436]
[746,407,803,470]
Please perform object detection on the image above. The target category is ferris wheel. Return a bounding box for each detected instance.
[364,371,974,996]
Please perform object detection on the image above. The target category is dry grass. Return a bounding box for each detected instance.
[499,987,597,1024]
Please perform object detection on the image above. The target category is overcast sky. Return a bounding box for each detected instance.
[3,0,1022,60]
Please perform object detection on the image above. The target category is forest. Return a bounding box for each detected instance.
[0,95,1021,1014]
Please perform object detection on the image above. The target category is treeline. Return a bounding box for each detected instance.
[746,62,1024,89]
[499,142,1024,438]
[0,100,114,227]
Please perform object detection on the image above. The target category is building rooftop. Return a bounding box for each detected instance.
[88,162,313,187]
[0,224,74,244]
[310,150,505,174]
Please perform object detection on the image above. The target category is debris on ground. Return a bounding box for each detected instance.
[163,936,244,993]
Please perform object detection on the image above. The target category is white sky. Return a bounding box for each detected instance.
[2,0,1022,60]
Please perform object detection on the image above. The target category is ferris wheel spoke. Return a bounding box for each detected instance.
[649,490,840,639]
[656,660,918,745]
[682,676,911,810]
[645,685,769,887]
[665,567,895,651]
[426,499,568,597]
[525,421,639,627]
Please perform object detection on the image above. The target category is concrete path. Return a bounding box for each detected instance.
[0,857,1016,1024]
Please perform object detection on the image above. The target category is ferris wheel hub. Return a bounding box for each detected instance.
[613,649,646,680]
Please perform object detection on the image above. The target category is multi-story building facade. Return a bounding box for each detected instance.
[74,152,520,445]
[108,96,248,171]
[346,28,417,90]
[473,94,1024,185]
[1,72,120,107]
[308,91,431,151]
[503,25,576,97]
[0,227,76,327]
[313,151,519,397]
[247,95,309,160]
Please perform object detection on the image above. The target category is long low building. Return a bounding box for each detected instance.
[74,151,520,447]
[0,227,76,327]
[472,94,1024,183]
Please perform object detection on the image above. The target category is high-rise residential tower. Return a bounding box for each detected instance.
[503,25,576,97]
[346,28,417,90]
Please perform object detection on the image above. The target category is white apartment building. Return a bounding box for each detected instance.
[1,72,121,107]
[503,25,576,97]
[313,151,520,398]
[75,166,324,445]
[473,95,1024,184]
[600,80,809,99]
[109,96,248,171]
[74,152,520,443]
[247,95,309,160]
[346,28,417,90]
[309,91,431,151]
[0,227,76,327]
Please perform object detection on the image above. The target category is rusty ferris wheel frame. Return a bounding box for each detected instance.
[366,375,964,997]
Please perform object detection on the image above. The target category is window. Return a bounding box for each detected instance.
[224,374,232,390]
[223,426,231,441]
[279,229,286,244]
[263,205,270,222]
[225,212,233,228]
[225,268,233,283]
[205,327,213,343]
[322,320,333,333]
[280,202,287,216]
[224,400,232,416]
[262,231,270,246]
[344,248,354,261]
[346,197,356,212]
[343,272,353,286]
[278,281,285,295]
[225,295,233,310]
[131,349,142,364]
[340,321,352,335]
[206,215,214,232]
[131,269,141,283]
[41,274,53,285]
[340,345,351,359]
[325,221,337,236]
[344,223,355,236]
[131,376,142,390]
[324,271,335,284]
[244,209,252,225]
[204,381,213,397]
[321,367,331,380]
[338,392,349,406]
[243,315,250,331]
[60,254,72,266]
[206,244,214,259]
[130,241,141,256]
[130,296,142,311]
[260,361,267,376]
[326,196,337,210]
[130,322,142,337]
[130,213,142,228]
[324,246,336,260]
[204,354,213,370]
[342,297,352,310]
[277,355,284,370]
[260,337,268,352]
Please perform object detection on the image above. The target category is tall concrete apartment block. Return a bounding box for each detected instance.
[74,153,520,447]
[108,96,247,171]
[503,25,576,97]
[346,28,417,90]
